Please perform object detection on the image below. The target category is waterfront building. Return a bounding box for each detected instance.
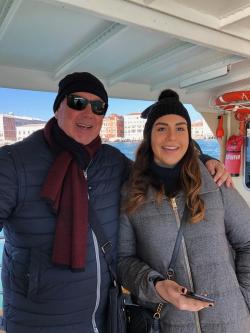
[192,120,203,139]
[0,114,16,144]
[0,114,46,145]
[16,123,46,141]
[124,113,146,141]
[203,119,215,139]
[100,114,124,140]
[191,119,214,139]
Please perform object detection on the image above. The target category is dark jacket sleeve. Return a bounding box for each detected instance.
[194,140,218,164]
[0,147,18,229]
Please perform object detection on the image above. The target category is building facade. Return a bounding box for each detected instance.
[0,114,16,143]
[192,119,214,139]
[16,123,46,141]
[124,113,146,141]
[0,114,46,145]
[101,114,124,140]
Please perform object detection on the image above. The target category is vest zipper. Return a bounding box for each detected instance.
[83,165,90,181]
[83,159,94,180]
[84,163,100,333]
[170,197,202,333]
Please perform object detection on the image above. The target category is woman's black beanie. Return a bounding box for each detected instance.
[141,89,191,138]
[53,72,108,112]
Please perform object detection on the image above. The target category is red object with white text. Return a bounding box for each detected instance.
[225,135,243,177]
[216,115,224,139]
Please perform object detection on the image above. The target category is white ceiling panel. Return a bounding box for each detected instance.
[0,0,249,109]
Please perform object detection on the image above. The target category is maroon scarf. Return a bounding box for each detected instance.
[41,118,101,271]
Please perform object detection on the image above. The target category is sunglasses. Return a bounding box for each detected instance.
[66,94,108,115]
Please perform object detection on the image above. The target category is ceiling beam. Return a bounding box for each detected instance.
[129,0,250,40]
[220,6,250,28]
[53,22,126,80]
[108,42,197,86]
[179,66,230,89]
[127,0,218,28]
[185,66,250,94]
[54,0,250,57]
[0,65,57,92]
[143,0,156,4]
[0,0,22,40]
[151,55,244,91]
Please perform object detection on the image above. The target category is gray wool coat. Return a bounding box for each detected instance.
[118,162,250,333]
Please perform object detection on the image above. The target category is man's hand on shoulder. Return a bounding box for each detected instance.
[205,159,234,188]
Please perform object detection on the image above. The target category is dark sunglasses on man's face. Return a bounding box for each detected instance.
[66,94,108,115]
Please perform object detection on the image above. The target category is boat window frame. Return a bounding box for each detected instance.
[244,120,250,190]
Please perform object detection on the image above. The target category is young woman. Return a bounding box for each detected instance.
[118,90,250,332]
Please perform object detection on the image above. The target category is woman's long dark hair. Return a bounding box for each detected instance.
[123,132,205,224]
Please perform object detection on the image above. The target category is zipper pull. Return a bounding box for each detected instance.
[83,170,87,179]
[153,302,163,319]
[170,197,177,209]
[166,268,175,280]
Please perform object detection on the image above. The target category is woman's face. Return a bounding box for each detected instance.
[151,114,189,167]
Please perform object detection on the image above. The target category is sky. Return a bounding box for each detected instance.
[0,87,202,122]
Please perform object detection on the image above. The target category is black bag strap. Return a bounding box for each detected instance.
[153,205,188,320]
[167,206,188,280]
[88,203,118,284]
[90,201,188,324]
[89,202,188,285]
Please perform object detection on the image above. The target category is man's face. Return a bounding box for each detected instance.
[55,92,104,145]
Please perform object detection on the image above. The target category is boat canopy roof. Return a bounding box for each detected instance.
[1,0,250,112]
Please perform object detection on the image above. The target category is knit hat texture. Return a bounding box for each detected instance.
[141,89,191,137]
[53,72,108,112]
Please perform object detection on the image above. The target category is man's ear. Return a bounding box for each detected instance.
[54,98,64,118]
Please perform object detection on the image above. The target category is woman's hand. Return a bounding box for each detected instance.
[205,159,233,188]
[155,279,213,312]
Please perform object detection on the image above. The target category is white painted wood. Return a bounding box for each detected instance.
[220,6,250,27]
[0,0,22,40]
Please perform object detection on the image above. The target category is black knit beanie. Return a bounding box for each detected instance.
[141,89,191,138]
[53,72,108,112]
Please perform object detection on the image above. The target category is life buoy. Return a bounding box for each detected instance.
[215,91,250,111]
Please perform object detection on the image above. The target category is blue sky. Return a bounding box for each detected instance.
[0,88,201,121]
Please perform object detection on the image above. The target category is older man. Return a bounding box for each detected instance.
[0,72,230,333]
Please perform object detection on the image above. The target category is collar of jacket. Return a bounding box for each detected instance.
[145,160,219,202]
[198,161,219,195]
